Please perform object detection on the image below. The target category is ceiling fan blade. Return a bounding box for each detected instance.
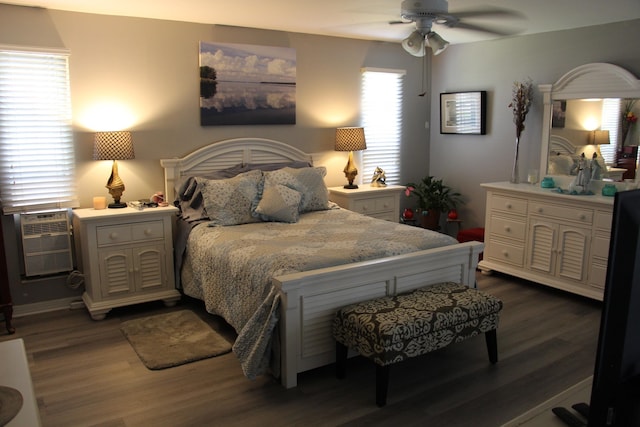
[389,20,412,25]
[452,8,525,20]
[446,21,521,36]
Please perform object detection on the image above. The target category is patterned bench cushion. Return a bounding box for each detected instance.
[332,282,503,366]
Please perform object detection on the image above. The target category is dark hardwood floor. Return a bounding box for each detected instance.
[1,272,602,427]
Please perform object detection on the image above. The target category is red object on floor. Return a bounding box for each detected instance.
[456,227,485,261]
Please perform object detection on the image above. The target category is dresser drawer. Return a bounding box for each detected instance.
[97,220,164,246]
[529,202,593,224]
[489,215,526,241]
[592,234,610,259]
[490,194,528,215]
[595,211,612,231]
[486,239,525,267]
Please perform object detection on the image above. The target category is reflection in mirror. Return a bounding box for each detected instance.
[547,98,639,181]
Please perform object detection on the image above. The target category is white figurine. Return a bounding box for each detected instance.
[371,167,387,187]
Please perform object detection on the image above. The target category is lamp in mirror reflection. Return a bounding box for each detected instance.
[587,130,610,145]
[335,127,367,189]
[93,131,135,208]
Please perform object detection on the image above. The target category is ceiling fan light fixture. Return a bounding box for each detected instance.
[426,31,449,55]
[402,30,426,57]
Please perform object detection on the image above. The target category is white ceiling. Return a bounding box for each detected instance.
[4,0,640,45]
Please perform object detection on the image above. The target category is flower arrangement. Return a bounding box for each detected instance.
[405,176,462,212]
[622,99,638,145]
[509,78,534,138]
[508,78,534,183]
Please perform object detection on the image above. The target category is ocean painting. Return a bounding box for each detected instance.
[199,41,296,126]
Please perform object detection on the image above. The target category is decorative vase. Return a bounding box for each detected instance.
[402,208,414,220]
[447,209,458,220]
[602,183,617,197]
[510,135,520,183]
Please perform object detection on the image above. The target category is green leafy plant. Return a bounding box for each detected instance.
[405,176,463,212]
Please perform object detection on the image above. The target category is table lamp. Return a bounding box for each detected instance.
[93,131,135,208]
[335,127,367,189]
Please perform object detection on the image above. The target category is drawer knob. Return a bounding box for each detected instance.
[538,207,544,213]
[579,214,586,220]
[144,228,153,236]
[502,250,509,258]
[504,226,511,232]
[109,232,118,240]
[505,203,512,209]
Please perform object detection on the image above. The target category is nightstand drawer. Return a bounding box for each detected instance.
[97,220,163,246]
[352,196,395,214]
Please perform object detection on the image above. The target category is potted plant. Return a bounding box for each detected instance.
[405,176,463,230]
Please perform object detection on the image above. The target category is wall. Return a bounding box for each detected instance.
[429,19,640,229]
[0,4,430,309]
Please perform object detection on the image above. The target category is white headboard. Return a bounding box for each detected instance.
[549,135,577,155]
[160,138,314,202]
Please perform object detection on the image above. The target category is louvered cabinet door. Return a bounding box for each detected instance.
[132,245,165,292]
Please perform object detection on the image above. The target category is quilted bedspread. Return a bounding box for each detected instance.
[180,207,457,380]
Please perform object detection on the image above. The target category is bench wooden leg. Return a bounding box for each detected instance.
[376,364,390,407]
[485,329,498,364]
[336,341,348,379]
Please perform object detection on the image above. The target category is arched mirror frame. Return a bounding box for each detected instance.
[539,63,640,176]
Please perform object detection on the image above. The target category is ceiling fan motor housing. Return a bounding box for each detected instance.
[400,0,449,20]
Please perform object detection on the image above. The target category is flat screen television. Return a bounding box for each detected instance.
[588,188,640,426]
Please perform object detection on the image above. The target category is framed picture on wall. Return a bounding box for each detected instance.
[440,91,487,135]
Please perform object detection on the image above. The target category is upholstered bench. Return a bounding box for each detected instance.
[332,281,503,407]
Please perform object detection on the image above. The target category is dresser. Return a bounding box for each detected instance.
[72,206,181,320]
[328,184,403,222]
[479,182,614,301]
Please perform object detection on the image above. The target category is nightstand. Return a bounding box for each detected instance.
[328,184,404,221]
[72,206,181,320]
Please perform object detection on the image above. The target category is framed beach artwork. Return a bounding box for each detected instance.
[199,41,296,126]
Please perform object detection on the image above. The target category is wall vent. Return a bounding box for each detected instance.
[20,210,73,277]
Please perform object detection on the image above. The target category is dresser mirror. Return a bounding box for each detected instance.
[539,63,640,182]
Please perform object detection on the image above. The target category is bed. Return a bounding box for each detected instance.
[161,137,483,388]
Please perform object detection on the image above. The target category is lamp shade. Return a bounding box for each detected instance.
[402,30,426,57]
[588,130,610,145]
[335,127,367,152]
[93,131,135,160]
[426,31,449,55]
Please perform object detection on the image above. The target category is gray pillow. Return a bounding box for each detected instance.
[254,182,302,223]
[263,166,330,213]
[198,170,263,226]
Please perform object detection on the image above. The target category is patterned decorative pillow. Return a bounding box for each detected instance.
[263,167,329,213]
[198,170,263,226]
[254,182,302,223]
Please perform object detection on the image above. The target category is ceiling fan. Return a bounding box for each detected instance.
[394,0,522,56]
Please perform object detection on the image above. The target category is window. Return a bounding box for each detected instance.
[599,98,621,165]
[361,68,405,185]
[0,48,77,213]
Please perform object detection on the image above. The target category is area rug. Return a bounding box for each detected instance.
[120,310,232,370]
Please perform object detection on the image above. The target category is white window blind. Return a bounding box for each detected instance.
[361,68,405,185]
[0,49,77,213]
[599,98,621,165]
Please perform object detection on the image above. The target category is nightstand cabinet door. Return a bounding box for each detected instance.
[73,207,180,320]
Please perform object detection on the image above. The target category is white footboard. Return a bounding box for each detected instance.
[272,241,483,388]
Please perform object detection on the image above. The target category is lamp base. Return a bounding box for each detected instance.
[343,184,359,189]
[108,202,127,209]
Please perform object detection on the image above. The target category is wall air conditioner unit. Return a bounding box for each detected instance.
[20,210,73,277]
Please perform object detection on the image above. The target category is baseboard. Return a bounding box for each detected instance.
[12,297,85,317]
